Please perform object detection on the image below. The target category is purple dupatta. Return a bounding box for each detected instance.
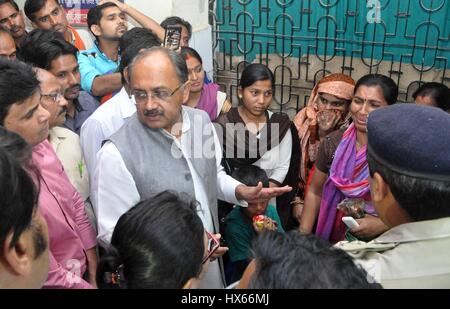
[315,123,372,240]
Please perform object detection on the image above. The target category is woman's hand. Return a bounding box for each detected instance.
[291,197,304,224]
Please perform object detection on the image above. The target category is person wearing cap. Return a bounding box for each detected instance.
[336,104,450,288]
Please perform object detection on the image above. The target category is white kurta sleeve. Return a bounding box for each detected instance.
[80,117,104,182]
[265,130,292,184]
[93,141,140,245]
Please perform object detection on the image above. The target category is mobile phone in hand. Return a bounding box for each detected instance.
[164,25,182,51]
[342,216,360,229]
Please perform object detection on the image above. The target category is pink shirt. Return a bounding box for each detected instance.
[32,140,97,289]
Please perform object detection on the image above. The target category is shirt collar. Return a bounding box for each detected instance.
[93,40,121,63]
[68,26,76,46]
[160,106,190,139]
[72,97,84,114]
[118,87,136,119]
[374,217,450,244]
[32,140,52,163]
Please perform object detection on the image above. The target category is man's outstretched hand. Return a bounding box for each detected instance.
[235,182,292,203]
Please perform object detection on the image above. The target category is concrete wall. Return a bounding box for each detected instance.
[15,0,213,79]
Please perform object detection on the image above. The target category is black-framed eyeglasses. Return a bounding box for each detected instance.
[40,91,64,104]
[131,83,185,105]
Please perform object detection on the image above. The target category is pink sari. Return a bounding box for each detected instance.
[197,83,219,121]
[315,123,373,242]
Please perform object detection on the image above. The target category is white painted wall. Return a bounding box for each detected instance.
[15,0,213,79]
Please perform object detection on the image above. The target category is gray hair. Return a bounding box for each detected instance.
[128,46,188,85]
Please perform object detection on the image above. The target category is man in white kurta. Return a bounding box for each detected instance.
[93,47,291,289]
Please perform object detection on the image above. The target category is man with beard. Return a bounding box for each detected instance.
[0,59,97,288]
[0,28,16,60]
[20,29,99,135]
[79,0,164,101]
[0,128,50,289]
[24,0,86,50]
[35,68,95,230]
[0,0,27,49]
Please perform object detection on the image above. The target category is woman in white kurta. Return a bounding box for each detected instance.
[215,63,300,230]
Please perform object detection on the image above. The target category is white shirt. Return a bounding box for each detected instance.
[253,111,292,185]
[80,87,136,182]
[93,107,243,245]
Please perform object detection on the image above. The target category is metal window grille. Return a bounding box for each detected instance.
[209,0,450,117]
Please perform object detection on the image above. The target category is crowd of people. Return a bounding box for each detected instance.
[0,0,449,289]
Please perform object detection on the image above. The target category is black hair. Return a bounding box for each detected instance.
[367,152,450,221]
[231,165,270,188]
[0,0,19,11]
[119,27,161,53]
[0,141,38,253]
[248,231,382,289]
[19,29,78,69]
[161,16,192,39]
[239,63,275,90]
[180,46,203,64]
[97,190,205,289]
[354,74,398,105]
[24,0,58,22]
[87,2,118,38]
[412,82,450,111]
[0,126,32,165]
[118,28,161,85]
[128,46,189,85]
[0,58,40,125]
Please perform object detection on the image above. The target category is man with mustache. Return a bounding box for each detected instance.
[20,29,99,135]
[80,27,161,185]
[0,59,97,288]
[24,0,86,50]
[79,0,164,102]
[94,47,292,288]
[35,68,95,229]
[0,28,16,60]
[20,30,95,229]
[0,0,27,48]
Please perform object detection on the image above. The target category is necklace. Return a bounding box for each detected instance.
[356,140,365,149]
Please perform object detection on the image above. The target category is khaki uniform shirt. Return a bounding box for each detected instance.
[336,217,450,288]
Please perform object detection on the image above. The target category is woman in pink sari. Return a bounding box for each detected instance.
[299,74,398,243]
[180,47,231,120]
[292,73,355,222]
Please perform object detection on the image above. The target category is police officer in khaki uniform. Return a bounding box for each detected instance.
[336,104,450,288]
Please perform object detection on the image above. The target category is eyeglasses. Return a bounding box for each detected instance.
[40,91,64,104]
[131,83,185,105]
[202,231,220,264]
